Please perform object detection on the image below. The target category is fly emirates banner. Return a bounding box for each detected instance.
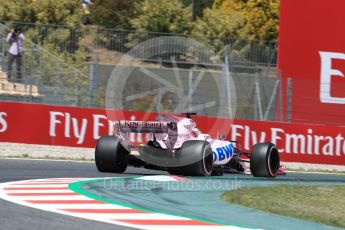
[0,102,344,165]
[278,0,345,125]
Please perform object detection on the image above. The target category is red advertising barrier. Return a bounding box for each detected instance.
[278,0,345,125]
[0,102,344,165]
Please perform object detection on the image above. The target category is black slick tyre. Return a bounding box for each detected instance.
[95,136,129,173]
[250,142,280,177]
[168,140,213,176]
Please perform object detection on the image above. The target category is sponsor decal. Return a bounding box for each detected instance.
[212,143,234,162]
[319,51,345,104]
[0,112,8,133]
[93,114,117,139]
[123,121,163,128]
[230,124,345,157]
[279,0,345,124]
[49,112,88,144]
[0,102,344,165]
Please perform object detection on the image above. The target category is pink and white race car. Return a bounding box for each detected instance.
[95,114,284,177]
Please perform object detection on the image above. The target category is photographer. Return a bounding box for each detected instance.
[6,27,24,81]
[81,0,93,25]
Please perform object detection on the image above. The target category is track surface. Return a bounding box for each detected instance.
[0,158,167,230]
[1,158,345,230]
[78,175,345,230]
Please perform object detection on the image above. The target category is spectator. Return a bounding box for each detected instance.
[6,27,24,82]
[82,0,93,25]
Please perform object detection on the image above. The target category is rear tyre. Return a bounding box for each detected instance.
[168,140,213,176]
[95,136,129,173]
[250,142,280,177]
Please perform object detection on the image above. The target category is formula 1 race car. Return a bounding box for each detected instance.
[95,114,283,177]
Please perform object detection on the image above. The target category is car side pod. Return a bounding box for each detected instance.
[250,142,280,177]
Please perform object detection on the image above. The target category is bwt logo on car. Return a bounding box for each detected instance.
[212,143,234,162]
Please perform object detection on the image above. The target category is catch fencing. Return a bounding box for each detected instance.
[0,22,283,122]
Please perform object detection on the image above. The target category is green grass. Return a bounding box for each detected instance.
[221,185,345,228]
[286,168,345,174]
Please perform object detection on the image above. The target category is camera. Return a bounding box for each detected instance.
[12,27,21,36]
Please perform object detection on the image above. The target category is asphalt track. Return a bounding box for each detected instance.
[77,175,345,230]
[1,158,345,230]
[0,158,164,230]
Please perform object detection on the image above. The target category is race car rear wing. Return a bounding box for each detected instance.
[114,121,177,133]
[114,120,178,151]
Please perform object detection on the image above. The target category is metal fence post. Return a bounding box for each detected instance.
[254,92,258,120]
[188,69,193,113]
[88,63,95,108]
[278,70,283,121]
[263,77,280,120]
[286,77,293,122]
[224,49,233,117]
[255,71,263,120]
[29,43,34,83]
[76,74,81,106]
[0,27,4,71]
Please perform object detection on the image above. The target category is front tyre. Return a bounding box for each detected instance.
[250,142,280,177]
[95,136,129,173]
